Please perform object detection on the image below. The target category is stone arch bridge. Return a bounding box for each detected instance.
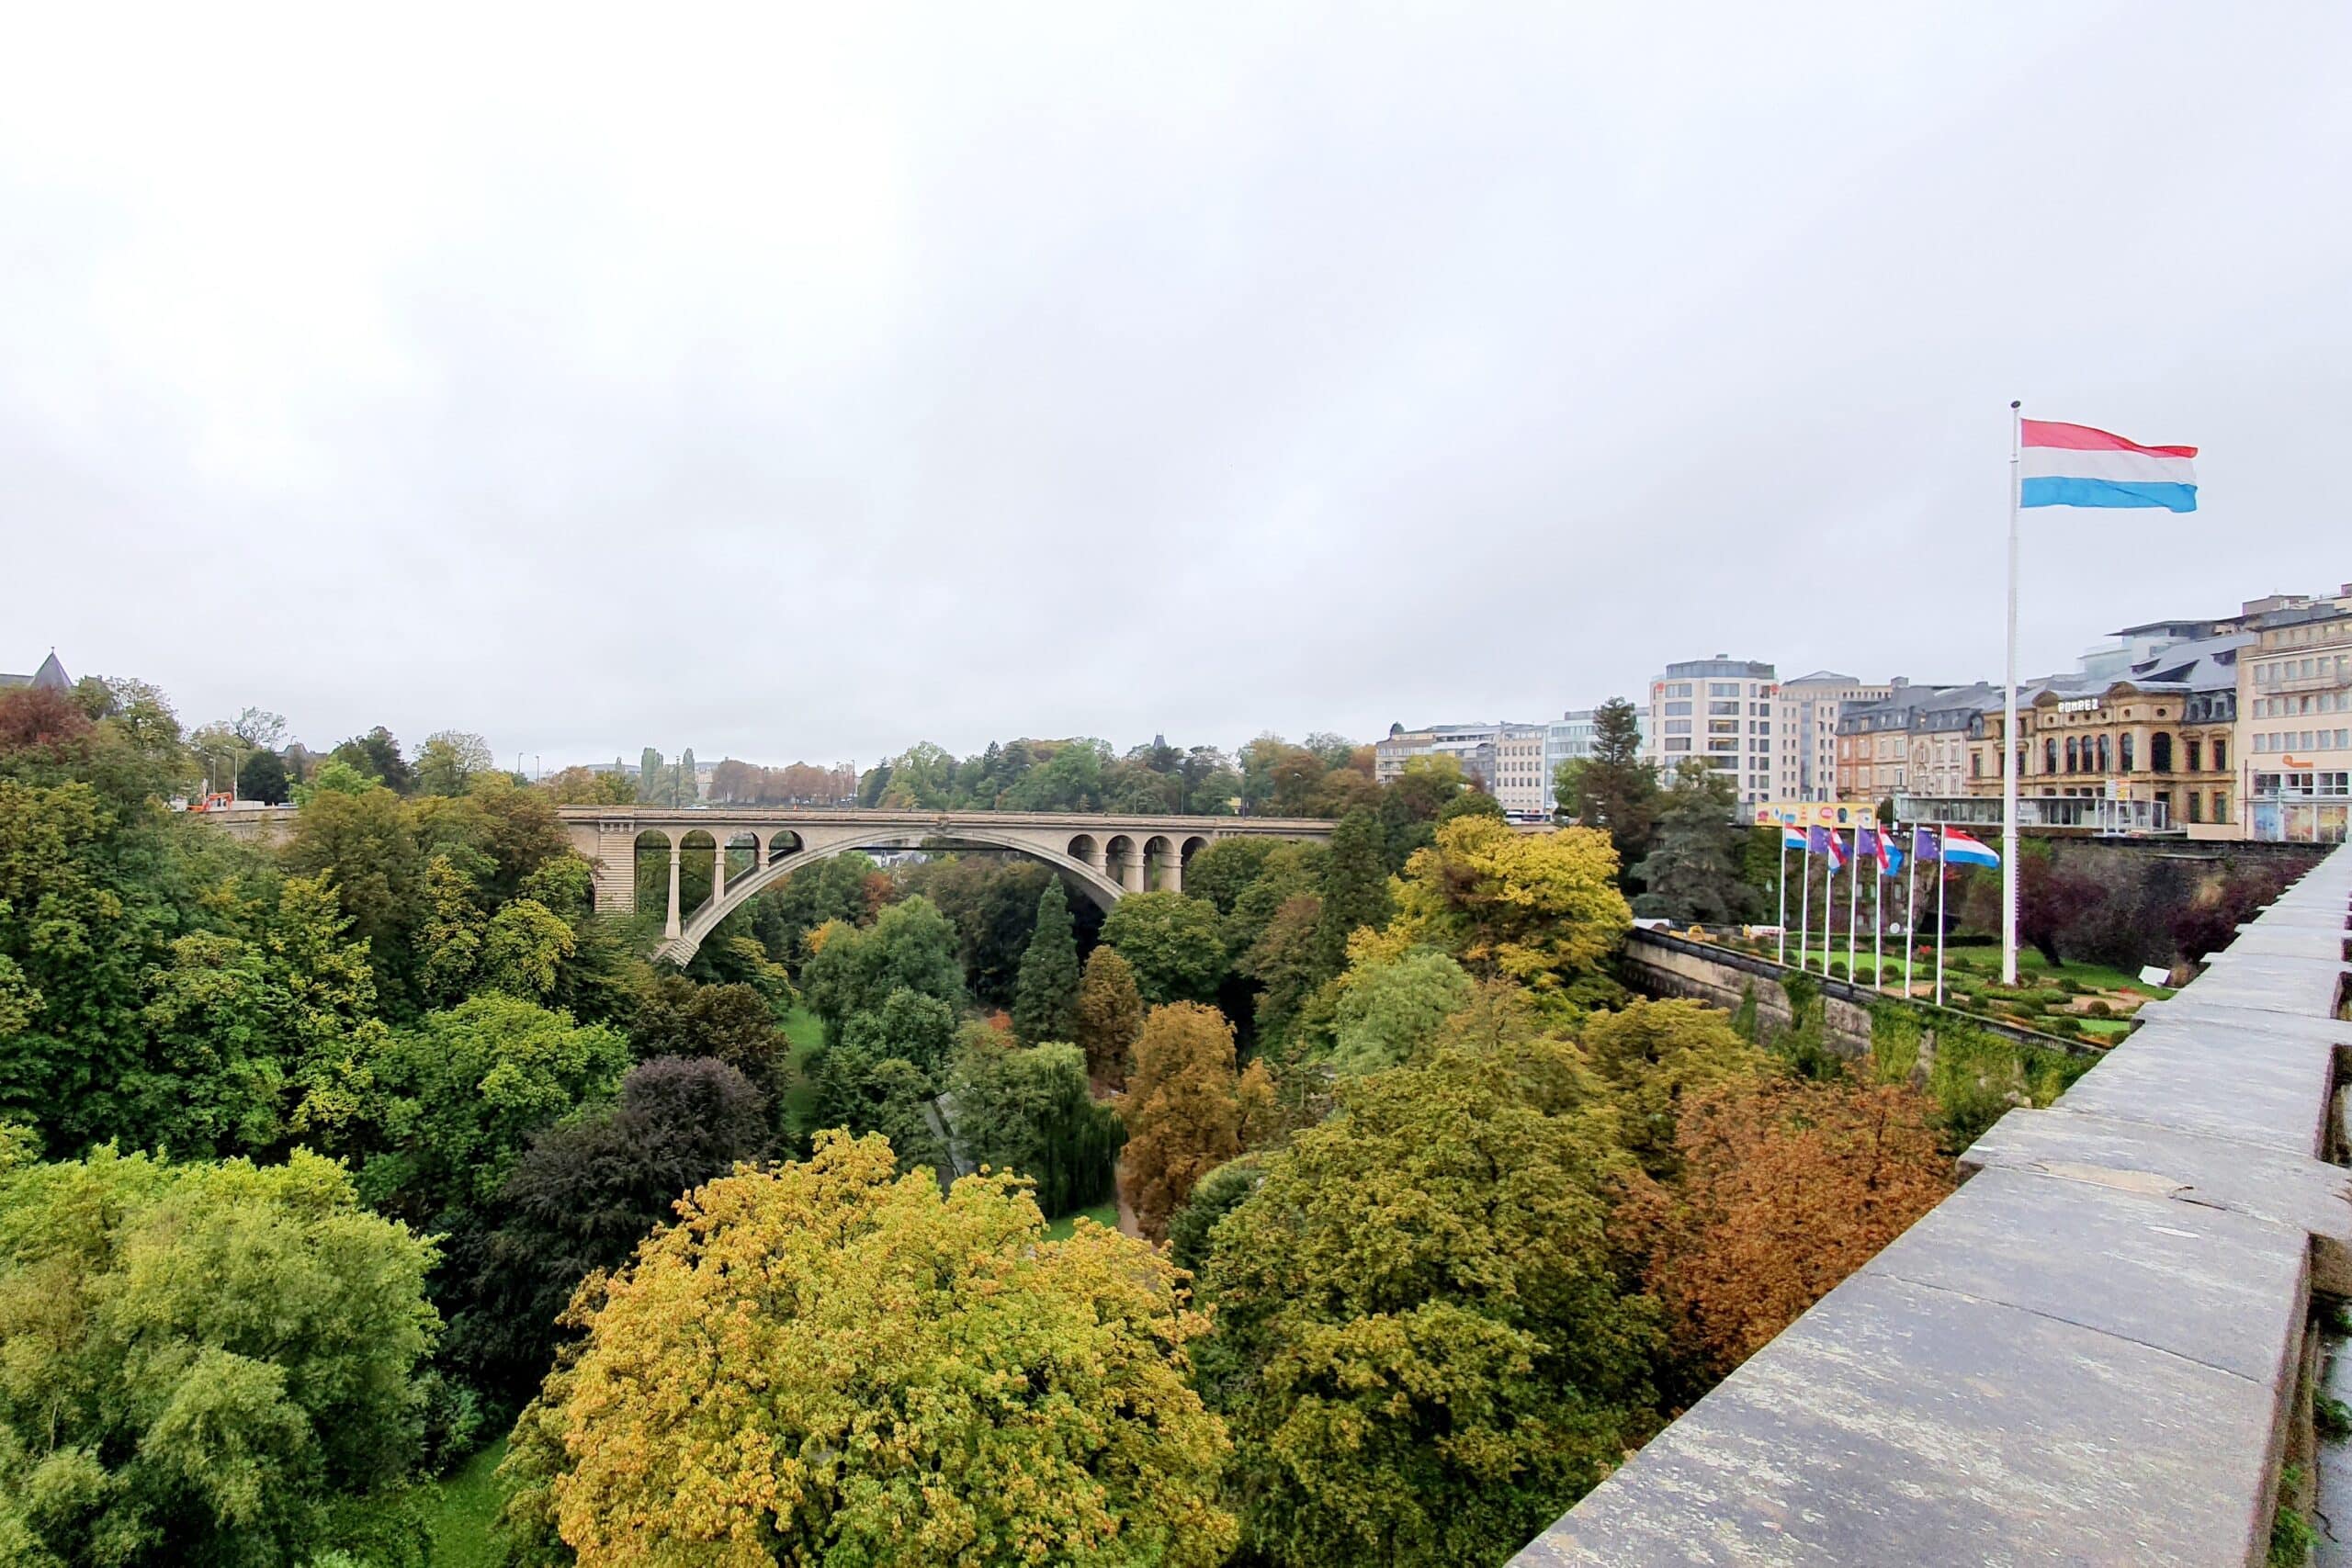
[558,807,1337,964]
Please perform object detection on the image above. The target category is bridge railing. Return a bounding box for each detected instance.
[1512,841,2352,1566]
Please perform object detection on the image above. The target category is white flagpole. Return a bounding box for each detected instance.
[1904,830,1918,997]
[1846,832,1859,981]
[2001,400,2022,987]
[1873,841,1884,992]
[1776,831,1789,965]
[1798,834,1812,971]
[1936,826,1950,1007]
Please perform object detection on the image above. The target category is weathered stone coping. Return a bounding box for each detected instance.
[1513,843,2352,1567]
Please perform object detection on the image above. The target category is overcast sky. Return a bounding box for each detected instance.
[5,5,2346,771]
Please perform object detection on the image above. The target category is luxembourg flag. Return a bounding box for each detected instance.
[1940,829,2001,868]
[2020,420,2197,513]
[1782,826,1810,852]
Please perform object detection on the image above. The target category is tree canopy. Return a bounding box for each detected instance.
[503,1133,1235,1567]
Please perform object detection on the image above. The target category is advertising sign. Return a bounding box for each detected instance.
[1747,799,1880,829]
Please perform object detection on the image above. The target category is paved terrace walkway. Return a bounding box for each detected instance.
[1514,842,2352,1566]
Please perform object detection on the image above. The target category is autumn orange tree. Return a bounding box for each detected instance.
[1120,1002,1272,1239]
[1385,816,1631,1006]
[503,1132,1234,1567]
[1625,1074,1952,1381]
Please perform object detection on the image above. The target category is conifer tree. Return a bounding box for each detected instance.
[1073,946,1146,1087]
[1012,877,1081,1044]
[1312,807,1393,977]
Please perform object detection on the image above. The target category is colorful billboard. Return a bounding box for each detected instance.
[1747,799,1879,829]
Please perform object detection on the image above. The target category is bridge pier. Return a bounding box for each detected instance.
[1119,843,1146,893]
[664,838,683,940]
[710,844,725,907]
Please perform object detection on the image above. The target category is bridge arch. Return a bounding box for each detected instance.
[659,823,1129,964]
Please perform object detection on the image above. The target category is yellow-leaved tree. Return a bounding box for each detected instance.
[501,1131,1235,1568]
[1386,817,1631,999]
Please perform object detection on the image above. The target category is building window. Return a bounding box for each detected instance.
[2065,737,2079,773]
[2044,739,2058,775]
[2186,737,2202,773]
[2097,735,2112,773]
[2188,792,2203,823]
[1664,738,1690,752]
[1666,701,1691,716]
[2213,739,2227,770]
[2120,733,2135,773]
[2213,791,2230,823]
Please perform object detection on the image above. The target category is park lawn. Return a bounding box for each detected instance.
[1941,947,2175,998]
[419,1437,507,1568]
[777,1003,825,1140]
[1044,1201,1119,1241]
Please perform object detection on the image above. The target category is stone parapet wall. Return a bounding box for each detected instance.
[1516,844,2352,1566]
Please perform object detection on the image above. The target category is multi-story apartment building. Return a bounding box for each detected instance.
[1646,658,1781,807]
[2242,598,2352,843]
[1777,671,1894,801]
[1966,633,2245,836]
[1491,722,1551,819]
[1833,682,1996,802]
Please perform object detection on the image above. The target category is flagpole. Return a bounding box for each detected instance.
[1873,846,1883,992]
[1846,831,1859,981]
[1936,826,1950,1007]
[1798,833,1812,972]
[2001,399,2022,987]
[1776,831,1789,965]
[1904,831,1918,997]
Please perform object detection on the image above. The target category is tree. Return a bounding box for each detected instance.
[1123,1002,1249,1239]
[330,726,411,793]
[1387,817,1632,1002]
[629,974,785,1083]
[1556,696,1658,872]
[235,747,289,804]
[1312,808,1393,977]
[800,897,966,1042]
[500,1134,1232,1567]
[1578,998,1772,1179]
[898,856,1053,1007]
[808,1048,947,1175]
[1623,1075,1951,1379]
[1194,1029,1660,1568]
[948,1036,1125,1217]
[1630,760,1755,925]
[0,1146,438,1565]
[1101,890,1227,1005]
[1238,892,1325,1051]
[284,781,429,1015]
[459,1055,770,1400]
[1166,1154,1263,1276]
[1181,837,1277,918]
[1074,946,1146,1087]
[839,987,959,1078]
[414,730,493,796]
[353,995,633,1233]
[1329,946,1473,1075]
[1012,877,1081,1044]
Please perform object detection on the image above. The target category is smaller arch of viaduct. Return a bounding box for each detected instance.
[558,807,1333,965]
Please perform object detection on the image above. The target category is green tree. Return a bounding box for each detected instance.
[948,1035,1125,1217]
[839,987,960,1079]
[354,995,632,1233]
[235,747,289,804]
[0,1146,439,1566]
[1312,808,1393,978]
[1180,837,1278,918]
[1555,696,1659,873]
[1329,946,1474,1075]
[808,1048,947,1175]
[413,730,492,797]
[1101,890,1227,1006]
[1012,877,1081,1044]
[1578,997,1773,1179]
[500,1134,1232,1567]
[800,897,965,1043]
[628,974,786,1084]
[1074,946,1147,1087]
[1630,760,1756,925]
[284,780,429,1016]
[1195,1029,1660,1567]
[329,726,411,793]
[1166,1154,1263,1277]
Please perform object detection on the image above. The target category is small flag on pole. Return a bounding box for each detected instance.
[1940,829,2001,868]
[2019,421,2198,513]
[1809,826,1846,873]
[1782,827,1810,852]
[1880,830,1903,877]
[1911,827,1941,863]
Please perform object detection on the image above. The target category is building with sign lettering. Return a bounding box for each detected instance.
[2241,595,2352,843]
[1965,634,2246,837]
[1835,682,1998,802]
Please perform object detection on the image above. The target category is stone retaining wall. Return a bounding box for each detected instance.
[1516,844,2352,1566]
